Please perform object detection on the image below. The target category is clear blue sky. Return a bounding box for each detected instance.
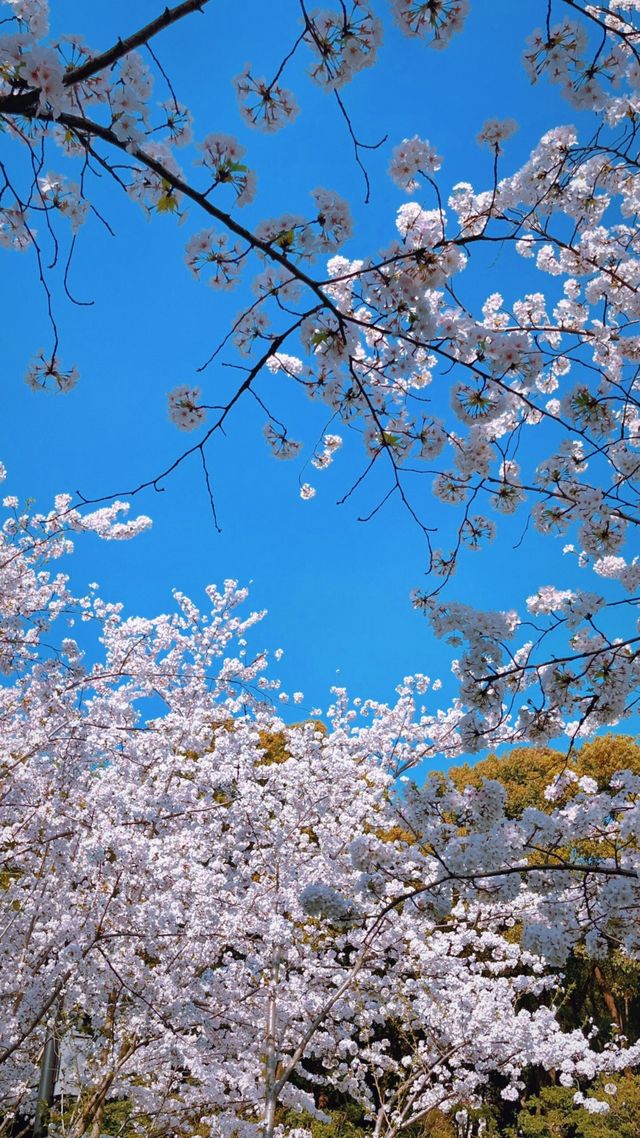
[1,1,624,739]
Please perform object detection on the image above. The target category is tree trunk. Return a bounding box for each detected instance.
[594,965,622,1029]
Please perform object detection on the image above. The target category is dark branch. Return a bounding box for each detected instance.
[63,1,212,88]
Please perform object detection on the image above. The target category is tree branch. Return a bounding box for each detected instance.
[63,1,212,88]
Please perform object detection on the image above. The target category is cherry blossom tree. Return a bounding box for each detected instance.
[1,471,640,1138]
[3,4,640,1127]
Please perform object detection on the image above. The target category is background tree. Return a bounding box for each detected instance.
[446,736,640,1136]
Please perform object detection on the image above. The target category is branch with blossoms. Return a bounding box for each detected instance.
[2,0,640,748]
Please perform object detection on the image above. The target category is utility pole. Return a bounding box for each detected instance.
[33,1032,60,1138]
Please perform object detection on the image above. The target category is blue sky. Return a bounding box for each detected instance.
[1,1,623,735]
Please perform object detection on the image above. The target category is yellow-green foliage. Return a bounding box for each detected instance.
[512,1075,640,1138]
[93,1097,212,1138]
[257,721,327,766]
[279,1101,461,1138]
[279,1106,369,1138]
[448,735,640,1047]
[449,746,565,817]
[578,736,640,790]
[94,1098,136,1136]
[449,736,640,818]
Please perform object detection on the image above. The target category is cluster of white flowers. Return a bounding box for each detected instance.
[389,135,442,192]
[184,228,245,289]
[391,0,469,46]
[109,51,154,147]
[311,188,353,251]
[311,432,343,470]
[24,351,79,393]
[300,882,354,922]
[39,172,88,231]
[523,19,617,110]
[0,205,31,251]
[476,117,518,150]
[235,66,299,132]
[5,0,48,35]
[198,132,256,205]
[167,384,207,430]
[263,423,302,460]
[304,4,383,89]
[126,142,184,215]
